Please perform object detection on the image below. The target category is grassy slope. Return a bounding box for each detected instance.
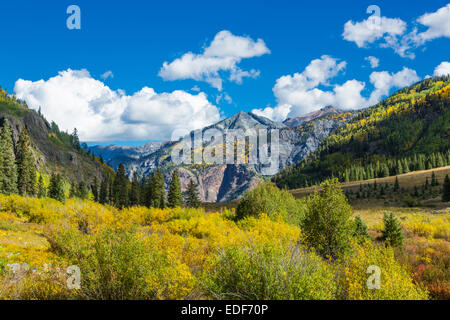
[290,166,450,199]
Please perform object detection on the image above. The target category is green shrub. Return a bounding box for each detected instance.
[402,195,420,207]
[381,212,404,248]
[235,182,305,226]
[202,244,337,300]
[353,215,371,243]
[337,241,428,300]
[46,226,193,299]
[302,179,353,259]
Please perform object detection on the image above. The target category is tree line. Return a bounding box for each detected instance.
[92,164,202,209]
[0,119,202,209]
[273,77,450,190]
[0,119,37,196]
[341,151,450,183]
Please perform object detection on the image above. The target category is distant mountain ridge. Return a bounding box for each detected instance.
[283,106,342,127]
[89,106,353,202]
[89,142,162,171]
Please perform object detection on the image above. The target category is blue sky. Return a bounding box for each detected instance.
[0,0,449,145]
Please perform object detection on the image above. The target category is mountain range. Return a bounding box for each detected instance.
[89,106,353,202]
[1,76,448,203]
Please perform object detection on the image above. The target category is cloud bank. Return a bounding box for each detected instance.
[14,69,221,142]
[252,55,419,121]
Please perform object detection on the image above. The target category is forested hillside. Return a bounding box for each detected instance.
[273,76,450,189]
[0,87,113,192]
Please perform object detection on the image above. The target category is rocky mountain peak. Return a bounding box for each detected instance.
[210,111,285,131]
[283,106,342,127]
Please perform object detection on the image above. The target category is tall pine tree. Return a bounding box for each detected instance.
[37,175,46,198]
[129,172,140,206]
[168,170,183,208]
[0,119,18,194]
[139,176,147,206]
[185,179,201,208]
[99,178,108,204]
[48,173,65,203]
[77,181,89,199]
[92,177,99,202]
[150,169,165,208]
[113,163,129,208]
[16,127,36,196]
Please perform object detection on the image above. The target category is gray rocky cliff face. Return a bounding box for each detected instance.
[89,108,352,202]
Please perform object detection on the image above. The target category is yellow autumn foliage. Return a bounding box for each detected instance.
[0,194,431,300]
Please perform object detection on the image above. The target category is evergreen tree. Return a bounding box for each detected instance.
[139,176,147,206]
[92,177,99,202]
[413,185,419,197]
[431,172,438,186]
[150,169,165,208]
[129,172,140,206]
[353,215,370,242]
[143,175,153,207]
[0,119,18,194]
[396,160,403,175]
[77,181,89,199]
[48,173,65,203]
[402,158,410,173]
[69,182,77,198]
[159,193,166,209]
[442,174,450,202]
[394,176,399,191]
[436,153,444,168]
[168,170,183,208]
[113,163,129,208]
[185,179,201,208]
[108,179,114,204]
[16,128,36,196]
[380,185,385,196]
[99,178,108,204]
[37,175,46,198]
[380,164,389,178]
[381,212,404,248]
[302,179,353,259]
[71,128,81,150]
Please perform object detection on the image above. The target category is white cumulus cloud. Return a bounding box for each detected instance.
[415,4,450,44]
[252,56,419,121]
[343,4,450,59]
[434,61,450,76]
[159,30,270,90]
[14,69,221,142]
[343,16,406,48]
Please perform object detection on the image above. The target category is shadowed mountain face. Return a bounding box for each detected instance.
[88,142,162,171]
[89,107,352,202]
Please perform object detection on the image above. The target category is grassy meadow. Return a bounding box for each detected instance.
[0,178,448,300]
